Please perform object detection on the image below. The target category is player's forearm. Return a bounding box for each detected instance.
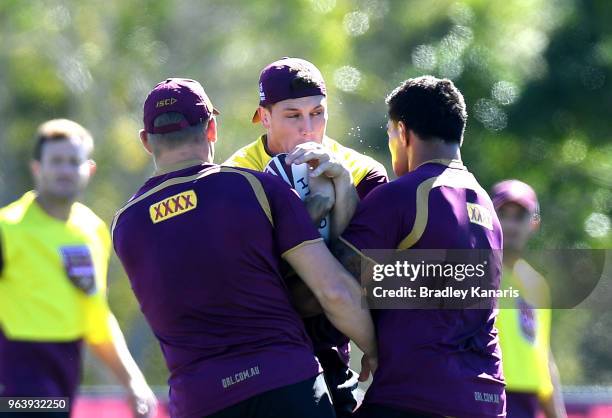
[330,170,358,239]
[330,237,368,281]
[88,316,148,390]
[90,315,158,417]
[286,274,324,317]
[284,242,377,357]
[540,394,566,418]
[542,354,567,418]
[304,194,333,227]
[317,270,377,358]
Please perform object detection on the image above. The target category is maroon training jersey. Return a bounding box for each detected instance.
[341,159,505,418]
[112,162,323,418]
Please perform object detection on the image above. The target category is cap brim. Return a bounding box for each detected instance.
[251,108,261,123]
[213,108,220,116]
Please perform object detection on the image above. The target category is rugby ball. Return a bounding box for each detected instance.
[264,153,333,241]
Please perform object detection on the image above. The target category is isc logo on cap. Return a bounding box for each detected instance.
[259,82,266,102]
[150,190,197,223]
[156,97,178,108]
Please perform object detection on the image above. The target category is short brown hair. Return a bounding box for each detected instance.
[33,119,94,161]
[147,112,207,152]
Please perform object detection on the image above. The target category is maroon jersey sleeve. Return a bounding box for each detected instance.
[341,181,414,251]
[261,174,323,256]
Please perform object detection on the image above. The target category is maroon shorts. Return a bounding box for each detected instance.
[0,328,82,403]
[506,391,539,418]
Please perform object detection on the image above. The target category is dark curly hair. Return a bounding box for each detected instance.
[386,76,467,144]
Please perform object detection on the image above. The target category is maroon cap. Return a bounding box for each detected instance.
[143,78,219,134]
[491,179,539,214]
[252,58,326,123]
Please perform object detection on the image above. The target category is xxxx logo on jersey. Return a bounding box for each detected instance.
[150,190,197,224]
[466,202,493,230]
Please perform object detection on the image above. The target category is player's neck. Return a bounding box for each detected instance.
[410,142,461,171]
[502,249,522,267]
[265,134,289,156]
[154,145,212,172]
[35,192,74,221]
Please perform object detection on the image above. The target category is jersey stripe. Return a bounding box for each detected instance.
[397,161,487,250]
[112,166,274,239]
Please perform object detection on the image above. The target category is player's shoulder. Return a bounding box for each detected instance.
[390,168,433,192]
[359,168,440,214]
[72,202,107,229]
[514,259,547,286]
[0,192,37,225]
[223,135,269,170]
[513,258,551,306]
[0,198,27,224]
[412,161,490,199]
[325,136,386,173]
[218,164,273,182]
[214,165,294,200]
[358,175,411,208]
[223,139,258,165]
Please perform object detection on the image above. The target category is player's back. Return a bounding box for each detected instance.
[342,159,505,418]
[112,162,322,417]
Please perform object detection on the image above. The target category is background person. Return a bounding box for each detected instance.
[492,179,567,418]
[0,119,157,418]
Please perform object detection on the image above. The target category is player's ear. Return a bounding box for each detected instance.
[87,159,97,176]
[206,117,218,143]
[397,121,409,147]
[530,213,541,233]
[260,107,272,130]
[30,159,41,180]
[139,129,153,155]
